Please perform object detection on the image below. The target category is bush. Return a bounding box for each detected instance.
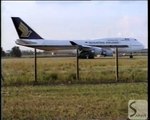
[11,46,22,57]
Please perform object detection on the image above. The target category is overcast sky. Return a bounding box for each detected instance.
[1,1,148,51]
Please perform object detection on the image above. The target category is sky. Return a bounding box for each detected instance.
[1,1,148,51]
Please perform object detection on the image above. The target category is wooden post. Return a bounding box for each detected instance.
[115,47,119,82]
[34,48,37,83]
[76,47,79,80]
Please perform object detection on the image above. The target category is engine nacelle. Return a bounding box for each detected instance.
[78,47,113,59]
[101,48,113,56]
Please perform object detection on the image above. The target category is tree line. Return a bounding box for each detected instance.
[1,46,47,58]
[1,46,22,57]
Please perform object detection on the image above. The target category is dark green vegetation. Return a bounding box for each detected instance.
[2,56,147,119]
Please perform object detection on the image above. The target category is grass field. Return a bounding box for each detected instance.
[2,56,148,86]
[2,83,148,120]
[1,56,148,119]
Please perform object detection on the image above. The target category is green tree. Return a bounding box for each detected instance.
[11,46,22,57]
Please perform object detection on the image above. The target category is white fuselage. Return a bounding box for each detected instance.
[16,37,144,53]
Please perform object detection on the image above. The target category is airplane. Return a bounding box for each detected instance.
[51,48,113,58]
[11,17,144,59]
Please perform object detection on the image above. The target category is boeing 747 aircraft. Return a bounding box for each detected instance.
[11,17,144,58]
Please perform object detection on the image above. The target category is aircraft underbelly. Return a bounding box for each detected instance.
[27,45,76,51]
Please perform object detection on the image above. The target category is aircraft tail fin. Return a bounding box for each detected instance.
[11,17,43,39]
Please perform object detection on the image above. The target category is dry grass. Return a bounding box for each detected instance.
[2,56,147,86]
[1,56,147,119]
[2,83,147,120]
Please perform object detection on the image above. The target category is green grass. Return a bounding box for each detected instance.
[2,56,147,86]
[1,56,147,119]
[2,83,147,120]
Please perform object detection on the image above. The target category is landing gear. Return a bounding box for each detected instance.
[129,53,133,58]
[86,55,89,59]
[78,51,94,59]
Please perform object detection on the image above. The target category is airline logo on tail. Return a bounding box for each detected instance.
[18,22,32,37]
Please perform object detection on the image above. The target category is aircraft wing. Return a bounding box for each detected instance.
[70,41,93,51]
[70,41,128,51]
